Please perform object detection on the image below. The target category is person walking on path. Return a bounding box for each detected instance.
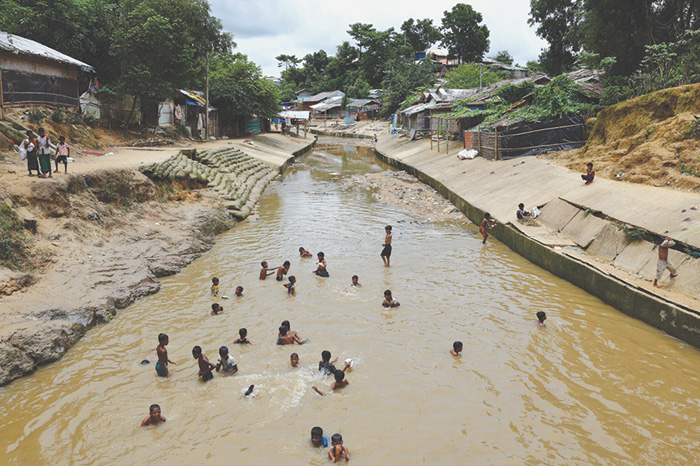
[36,127,52,178]
[653,236,679,288]
[21,130,38,177]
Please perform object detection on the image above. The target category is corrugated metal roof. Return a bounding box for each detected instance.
[307,90,344,102]
[0,31,94,72]
[310,95,344,112]
[278,110,310,120]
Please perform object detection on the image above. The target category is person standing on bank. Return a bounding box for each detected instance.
[653,236,679,288]
[21,130,38,177]
[36,127,52,178]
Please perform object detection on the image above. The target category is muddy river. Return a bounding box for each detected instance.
[2,142,700,465]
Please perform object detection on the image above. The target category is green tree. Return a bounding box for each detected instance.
[275,54,301,70]
[381,57,435,115]
[346,78,370,98]
[528,0,581,75]
[494,50,514,65]
[443,63,502,89]
[348,23,400,87]
[440,4,490,64]
[401,18,441,53]
[209,53,279,133]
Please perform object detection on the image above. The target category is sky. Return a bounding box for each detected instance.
[208,0,548,78]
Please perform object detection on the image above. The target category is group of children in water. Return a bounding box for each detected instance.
[142,225,402,461]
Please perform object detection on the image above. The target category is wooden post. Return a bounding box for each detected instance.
[494,127,499,160]
[463,130,466,149]
[478,127,482,155]
[430,129,433,150]
[205,52,210,140]
[437,118,440,152]
[0,70,4,119]
[446,119,449,155]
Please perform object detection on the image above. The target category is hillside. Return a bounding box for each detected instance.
[542,84,700,192]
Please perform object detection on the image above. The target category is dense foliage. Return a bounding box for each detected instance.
[443,64,503,89]
[0,0,275,128]
[276,3,493,114]
[446,77,596,127]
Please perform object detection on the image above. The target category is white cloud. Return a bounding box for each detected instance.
[210,0,548,76]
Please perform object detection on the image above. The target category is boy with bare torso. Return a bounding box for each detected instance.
[653,237,679,287]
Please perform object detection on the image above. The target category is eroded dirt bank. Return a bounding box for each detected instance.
[0,169,234,385]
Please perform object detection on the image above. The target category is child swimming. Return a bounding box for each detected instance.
[141,404,166,426]
[328,433,350,462]
[310,426,328,447]
[234,286,244,297]
[215,346,238,375]
[234,328,255,345]
[299,247,313,258]
[536,311,547,327]
[350,275,361,287]
[312,370,349,396]
[382,290,400,308]
[211,303,223,315]
[450,341,463,356]
[290,352,300,367]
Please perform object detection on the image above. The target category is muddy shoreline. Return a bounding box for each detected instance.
[0,134,314,386]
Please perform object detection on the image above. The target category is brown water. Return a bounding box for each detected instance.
[2,142,700,466]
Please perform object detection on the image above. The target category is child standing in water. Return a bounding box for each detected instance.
[234,328,255,345]
[299,247,313,258]
[290,353,300,367]
[276,260,291,281]
[234,286,244,297]
[313,252,329,277]
[381,225,393,267]
[211,277,220,297]
[192,346,215,381]
[141,404,166,426]
[382,290,400,307]
[210,303,223,315]
[310,426,328,447]
[215,346,238,375]
[328,433,351,462]
[284,275,296,296]
[259,261,277,280]
[479,213,497,244]
[351,275,361,287]
[156,333,176,378]
[536,311,547,327]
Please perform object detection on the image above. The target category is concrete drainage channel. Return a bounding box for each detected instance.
[374,147,700,349]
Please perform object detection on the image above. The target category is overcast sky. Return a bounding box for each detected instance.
[209,0,547,77]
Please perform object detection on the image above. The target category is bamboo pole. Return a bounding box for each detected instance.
[437,118,440,152]
[495,127,499,160]
[446,119,449,155]
[478,127,482,155]
[0,70,4,119]
[430,130,433,150]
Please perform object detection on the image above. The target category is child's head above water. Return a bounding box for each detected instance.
[321,350,331,362]
[261,261,267,268]
[211,303,222,314]
[385,225,392,232]
[279,325,288,336]
[212,277,219,285]
[311,426,324,446]
[317,252,325,259]
[288,275,296,283]
[290,353,299,366]
[282,320,291,329]
[331,433,343,444]
[536,311,547,323]
[158,333,168,344]
[192,346,202,357]
[453,341,463,353]
[299,247,305,252]
[351,275,359,283]
[283,260,290,267]
[219,346,229,357]
[384,289,392,298]
[333,370,345,383]
[235,286,243,295]
[149,404,161,415]
[239,328,247,338]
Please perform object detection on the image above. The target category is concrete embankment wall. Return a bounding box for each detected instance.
[374,135,700,348]
[309,128,374,139]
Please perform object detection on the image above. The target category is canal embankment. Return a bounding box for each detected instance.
[375,134,700,348]
[0,133,315,386]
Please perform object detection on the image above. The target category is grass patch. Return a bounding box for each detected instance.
[0,202,31,270]
[619,225,651,242]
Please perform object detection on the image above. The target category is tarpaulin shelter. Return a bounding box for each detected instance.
[0,31,94,110]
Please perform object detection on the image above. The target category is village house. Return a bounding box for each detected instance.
[0,31,93,114]
[153,90,219,138]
